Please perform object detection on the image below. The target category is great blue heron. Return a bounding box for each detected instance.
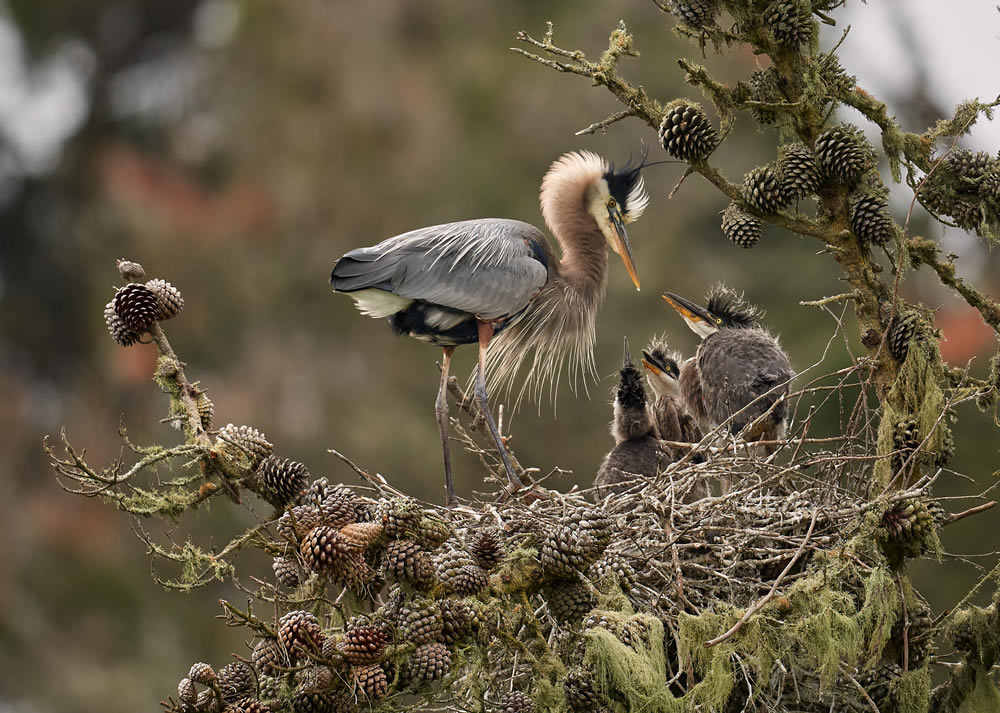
[662,286,793,449]
[594,337,670,498]
[640,339,704,460]
[330,151,649,505]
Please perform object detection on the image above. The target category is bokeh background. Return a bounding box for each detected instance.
[1,2,998,711]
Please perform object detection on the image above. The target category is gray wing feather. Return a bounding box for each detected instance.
[332,219,549,319]
[698,330,792,431]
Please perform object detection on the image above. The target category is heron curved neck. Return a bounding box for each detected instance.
[544,203,609,302]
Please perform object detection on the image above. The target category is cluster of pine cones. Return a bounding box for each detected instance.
[919,148,1000,236]
[663,0,813,48]
[163,481,648,712]
[659,101,892,250]
[104,259,184,346]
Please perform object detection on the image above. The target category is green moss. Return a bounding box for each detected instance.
[896,666,932,713]
[585,613,676,713]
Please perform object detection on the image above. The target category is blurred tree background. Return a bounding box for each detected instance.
[1,1,997,711]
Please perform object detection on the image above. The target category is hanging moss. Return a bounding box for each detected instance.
[585,612,676,713]
[896,666,932,713]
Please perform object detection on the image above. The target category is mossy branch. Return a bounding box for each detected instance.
[907,236,1000,334]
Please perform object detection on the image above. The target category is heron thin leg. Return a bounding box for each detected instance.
[475,321,524,493]
[436,346,457,507]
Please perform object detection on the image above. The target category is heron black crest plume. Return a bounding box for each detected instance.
[706,285,762,329]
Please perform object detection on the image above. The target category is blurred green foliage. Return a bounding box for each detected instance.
[1,1,997,711]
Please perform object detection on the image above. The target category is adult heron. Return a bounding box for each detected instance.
[594,338,669,498]
[662,287,793,450]
[330,151,649,505]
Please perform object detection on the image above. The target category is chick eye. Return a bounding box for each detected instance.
[608,198,617,208]
[716,317,723,324]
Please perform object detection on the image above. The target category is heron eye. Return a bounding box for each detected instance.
[608,198,617,208]
[716,317,723,324]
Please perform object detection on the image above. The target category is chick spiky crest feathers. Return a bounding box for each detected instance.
[705,285,763,329]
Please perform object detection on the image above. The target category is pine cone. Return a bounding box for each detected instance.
[198,689,221,712]
[818,55,855,97]
[400,600,444,645]
[951,616,981,657]
[319,489,360,529]
[451,564,488,595]
[113,282,160,331]
[497,691,535,713]
[778,144,820,198]
[666,0,720,28]
[721,203,762,248]
[223,699,271,713]
[415,514,452,550]
[217,662,253,701]
[339,622,389,665]
[290,690,336,713]
[861,662,902,704]
[893,418,921,454]
[272,556,300,588]
[382,499,424,539]
[340,521,385,549]
[882,497,934,543]
[297,666,335,693]
[145,278,184,320]
[407,643,452,683]
[116,258,146,281]
[980,164,1000,202]
[385,539,436,589]
[353,663,389,701]
[849,193,894,245]
[252,638,285,675]
[540,527,606,578]
[257,456,309,506]
[747,69,782,125]
[659,104,719,162]
[189,662,217,685]
[587,553,637,592]
[104,300,140,347]
[936,426,955,468]
[277,505,323,542]
[815,125,873,183]
[277,610,323,660]
[889,312,919,362]
[949,198,984,232]
[300,526,363,580]
[946,149,992,181]
[440,598,476,644]
[436,548,476,590]
[742,165,790,214]
[545,579,595,623]
[470,528,506,570]
[178,678,198,705]
[764,0,812,46]
[564,668,604,712]
[217,424,273,471]
[195,390,214,430]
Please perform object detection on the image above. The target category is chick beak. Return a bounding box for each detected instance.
[662,292,715,325]
[609,205,640,291]
[640,349,663,376]
[622,336,633,369]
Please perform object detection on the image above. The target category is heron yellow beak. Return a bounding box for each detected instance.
[662,292,714,326]
[609,206,640,291]
[640,349,663,376]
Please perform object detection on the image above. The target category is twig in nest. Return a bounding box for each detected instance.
[327,449,408,499]
[704,509,819,648]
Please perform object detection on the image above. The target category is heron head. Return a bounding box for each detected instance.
[587,156,648,292]
[641,340,682,398]
[662,292,723,339]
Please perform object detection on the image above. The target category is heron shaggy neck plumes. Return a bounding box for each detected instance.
[486,151,647,406]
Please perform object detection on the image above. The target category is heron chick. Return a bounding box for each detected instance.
[641,339,704,460]
[662,286,793,450]
[331,151,649,505]
[594,337,670,498]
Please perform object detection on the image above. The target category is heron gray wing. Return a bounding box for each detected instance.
[332,219,549,320]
